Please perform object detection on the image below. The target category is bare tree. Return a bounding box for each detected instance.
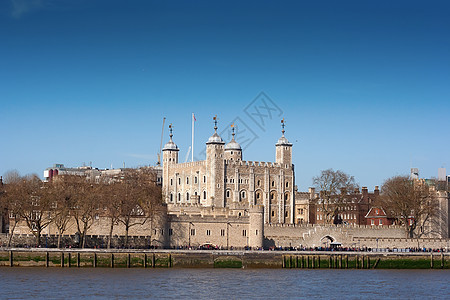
[18,174,52,247]
[71,177,98,248]
[312,169,359,224]
[378,176,437,238]
[48,176,78,248]
[117,168,161,248]
[100,181,122,249]
[1,170,24,246]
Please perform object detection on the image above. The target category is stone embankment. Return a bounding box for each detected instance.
[0,248,449,269]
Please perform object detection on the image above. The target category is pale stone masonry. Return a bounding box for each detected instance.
[162,119,295,225]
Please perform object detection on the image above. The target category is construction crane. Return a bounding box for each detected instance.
[157,117,166,166]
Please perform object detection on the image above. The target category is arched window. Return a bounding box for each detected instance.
[284,193,289,201]
[271,181,275,187]
[286,182,289,188]
[195,177,198,184]
[170,193,173,202]
[257,180,261,186]
[178,178,181,185]
[170,179,173,186]
[178,193,181,201]
[186,192,189,201]
[226,190,230,198]
[203,191,207,199]
[186,177,189,184]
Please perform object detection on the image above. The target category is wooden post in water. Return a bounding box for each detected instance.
[345,255,348,269]
[68,253,71,268]
[311,256,315,269]
[144,254,147,268]
[127,253,131,268]
[367,257,370,269]
[317,256,320,268]
[430,253,433,269]
[61,252,64,267]
[77,253,80,268]
[46,252,49,267]
[329,256,332,269]
[111,253,114,268]
[339,255,342,269]
[9,251,13,267]
[152,253,155,268]
[168,253,172,268]
[282,255,285,268]
[93,253,97,268]
[441,253,444,269]
[334,256,338,269]
[300,256,304,268]
[307,256,310,269]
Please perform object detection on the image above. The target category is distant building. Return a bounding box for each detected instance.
[309,186,379,226]
[43,163,162,185]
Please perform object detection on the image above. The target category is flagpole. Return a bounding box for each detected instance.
[192,113,194,162]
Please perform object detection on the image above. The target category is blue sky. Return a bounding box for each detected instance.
[1,0,449,190]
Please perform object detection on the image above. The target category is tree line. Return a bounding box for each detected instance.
[0,168,162,248]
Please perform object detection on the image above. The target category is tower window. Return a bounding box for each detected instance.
[186,177,189,184]
[203,176,206,183]
[203,191,206,199]
[170,179,173,186]
[286,182,289,188]
[271,181,275,187]
[226,190,230,198]
[186,192,189,201]
[257,180,261,186]
[195,177,198,184]
[178,178,181,185]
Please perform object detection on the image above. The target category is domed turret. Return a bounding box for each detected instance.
[162,124,179,164]
[224,124,242,161]
[206,117,225,145]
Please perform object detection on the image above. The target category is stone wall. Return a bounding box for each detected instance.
[264,224,449,249]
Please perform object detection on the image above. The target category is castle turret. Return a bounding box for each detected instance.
[275,119,292,166]
[206,116,225,207]
[224,124,242,161]
[162,124,179,202]
[249,205,264,249]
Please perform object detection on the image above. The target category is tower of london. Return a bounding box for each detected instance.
[162,117,295,225]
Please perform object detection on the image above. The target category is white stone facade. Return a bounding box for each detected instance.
[162,120,295,225]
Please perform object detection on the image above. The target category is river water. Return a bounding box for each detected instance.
[0,268,449,299]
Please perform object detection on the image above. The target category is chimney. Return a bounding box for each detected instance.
[374,186,379,196]
[362,186,368,198]
[309,187,315,199]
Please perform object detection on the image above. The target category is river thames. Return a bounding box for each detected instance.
[0,268,449,299]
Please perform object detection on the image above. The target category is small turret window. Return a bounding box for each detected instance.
[186,192,189,201]
[203,191,206,199]
[170,179,173,186]
[195,177,198,184]
[186,177,189,184]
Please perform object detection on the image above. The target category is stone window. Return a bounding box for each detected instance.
[203,176,206,183]
[284,193,289,201]
[272,211,275,217]
[242,230,247,237]
[255,230,258,235]
[226,190,230,198]
[190,229,196,236]
[221,229,225,236]
[170,179,173,186]
[206,230,211,236]
[170,193,173,202]
[178,178,181,185]
[186,177,189,184]
[194,176,198,184]
[271,181,275,187]
[257,180,261,186]
[169,229,173,236]
[286,182,289,188]
[203,191,207,200]
[178,193,181,202]
[186,192,189,201]
[379,219,383,226]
